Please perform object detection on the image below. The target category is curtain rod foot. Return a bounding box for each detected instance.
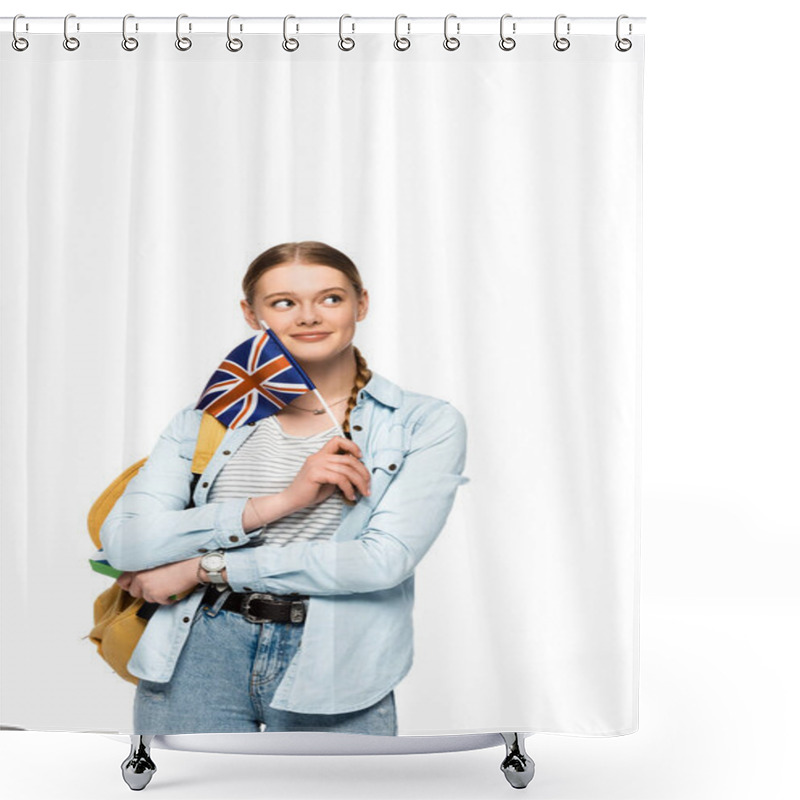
[121,734,157,790]
[499,732,535,789]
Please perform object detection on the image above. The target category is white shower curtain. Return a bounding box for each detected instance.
[0,22,643,736]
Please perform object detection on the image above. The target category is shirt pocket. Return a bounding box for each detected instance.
[366,447,406,507]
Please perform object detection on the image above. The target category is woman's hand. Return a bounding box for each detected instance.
[116,556,203,605]
[283,435,371,509]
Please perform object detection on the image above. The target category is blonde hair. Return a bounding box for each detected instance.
[242,241,372,437]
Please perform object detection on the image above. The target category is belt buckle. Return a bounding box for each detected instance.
[240,592,273,623]
[290,601,306,624]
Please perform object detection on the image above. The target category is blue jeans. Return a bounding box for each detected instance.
[133,589,398,735]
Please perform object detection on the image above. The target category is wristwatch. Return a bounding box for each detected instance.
[199,551,227,585]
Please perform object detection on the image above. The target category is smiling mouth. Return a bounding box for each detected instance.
[291,333,331,339]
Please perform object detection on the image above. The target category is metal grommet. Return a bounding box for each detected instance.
[63,13,80,51]
[394,14,411,51]
[12,15,29,51]
[282,15,299,52]
[226,15,243,52]
[338,14,355,51]
[553,14,570,52]
[175,13,192,51]
[121,14,139,51]
[443,13,460,51]
[499,13,516,51]
[615,14,632,52]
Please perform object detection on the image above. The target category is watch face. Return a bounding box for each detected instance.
[203,553,224,571]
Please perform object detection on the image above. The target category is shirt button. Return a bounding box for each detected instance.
[223,450,231,455]
[202,481,209,488]
[389,464,397,471]
[353,425,362,431]
[198,548,208,553]
[248,421,255,426]
[229,535,239,543]
[243,586,252,592]
[182,617,190,623]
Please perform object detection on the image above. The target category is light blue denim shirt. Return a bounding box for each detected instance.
[100,372,469,715]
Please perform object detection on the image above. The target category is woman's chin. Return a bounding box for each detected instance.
[292,342,351,364]
[292,350,334,368]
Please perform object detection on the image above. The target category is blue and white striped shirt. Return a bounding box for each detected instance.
[207,415,343,548]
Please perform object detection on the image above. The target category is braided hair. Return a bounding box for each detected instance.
[342,345,373,438]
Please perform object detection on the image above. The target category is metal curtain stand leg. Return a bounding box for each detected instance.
[117,732,532,790]
[121,735,157,790]
[500,732,535,789]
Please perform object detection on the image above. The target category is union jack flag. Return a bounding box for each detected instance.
[195,329,316,429]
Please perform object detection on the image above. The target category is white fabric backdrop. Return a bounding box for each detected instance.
[0,29,643,735]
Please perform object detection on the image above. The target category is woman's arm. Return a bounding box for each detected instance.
[222,401,470,596]
[99,405,299,572]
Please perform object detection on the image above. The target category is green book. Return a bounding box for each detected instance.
[89,558,123,579]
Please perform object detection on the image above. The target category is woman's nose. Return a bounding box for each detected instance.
[296,304,322,324]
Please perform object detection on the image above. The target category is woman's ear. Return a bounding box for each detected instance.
[356,289,369,322]
[240,299,261,330]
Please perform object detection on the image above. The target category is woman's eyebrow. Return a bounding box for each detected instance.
[263,286,346,300]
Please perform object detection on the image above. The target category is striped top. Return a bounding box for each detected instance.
[207,414,344,547]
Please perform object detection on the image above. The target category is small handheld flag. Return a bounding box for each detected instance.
[196,321,344,434]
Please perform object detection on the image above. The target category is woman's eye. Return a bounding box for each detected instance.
[270,295,342,309]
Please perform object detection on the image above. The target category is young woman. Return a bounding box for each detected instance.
[101,241,470,735]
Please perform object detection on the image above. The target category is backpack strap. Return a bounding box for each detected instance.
[191,412,228,476]
[186,412,228,508]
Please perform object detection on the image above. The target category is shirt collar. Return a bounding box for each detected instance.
[360,371,402,409]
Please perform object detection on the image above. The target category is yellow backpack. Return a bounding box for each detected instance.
[86,412,227,684]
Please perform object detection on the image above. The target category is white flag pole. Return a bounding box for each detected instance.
[257,318,346,438]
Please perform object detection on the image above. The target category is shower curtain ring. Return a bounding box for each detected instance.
[226,15,243,52]
[11,15,29,52]
[63,13,80,51]
[338,15,355,51]
[499,14,516,51]
[394,15,411,51]
[175,14,192,51]
[553,14,570,51]
[283,15,299,51]
[443,14,460,51]
[122,15,139,51]
[615,15,632,51]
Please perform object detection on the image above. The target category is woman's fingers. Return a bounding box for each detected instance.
[307,436,372,502]
[330,453,371,483]
[323,466,364,501]
[326,460,371,498]
[322,435,362,458]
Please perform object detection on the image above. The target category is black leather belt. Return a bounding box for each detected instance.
[204,586,309,625]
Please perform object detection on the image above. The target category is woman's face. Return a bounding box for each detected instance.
[241,262,369,365]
